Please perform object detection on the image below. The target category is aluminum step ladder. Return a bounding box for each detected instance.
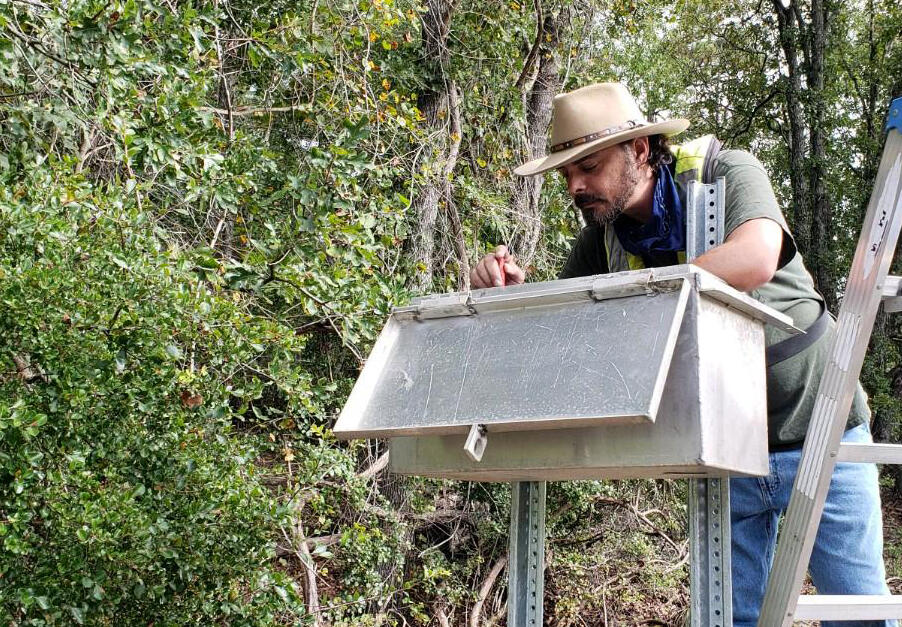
[758,96,902,625]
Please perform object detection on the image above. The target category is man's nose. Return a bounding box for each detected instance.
[567,173,586,197]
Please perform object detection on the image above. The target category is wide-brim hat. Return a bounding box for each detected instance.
[514,83,690,177]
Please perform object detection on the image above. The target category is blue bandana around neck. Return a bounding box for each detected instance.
[612,163,686,258]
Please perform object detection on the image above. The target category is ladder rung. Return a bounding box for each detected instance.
[795,595,902,620]
[836,442,902,464]
[882,276,902,312]
[882,275,902,297]
[882,276,902,313]
[884,297,902,313]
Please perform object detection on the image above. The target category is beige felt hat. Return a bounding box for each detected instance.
[514,82,690,177]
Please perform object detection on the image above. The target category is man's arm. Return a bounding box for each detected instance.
[691,217,783,292]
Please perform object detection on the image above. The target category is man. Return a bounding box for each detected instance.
[470,82,895,627]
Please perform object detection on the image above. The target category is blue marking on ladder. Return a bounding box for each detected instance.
[887,97,902,132]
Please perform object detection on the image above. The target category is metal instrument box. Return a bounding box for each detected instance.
[334,265,796,481]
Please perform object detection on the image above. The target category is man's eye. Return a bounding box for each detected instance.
[579,162,597,172]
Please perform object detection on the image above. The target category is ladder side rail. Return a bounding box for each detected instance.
[758,128,902,626]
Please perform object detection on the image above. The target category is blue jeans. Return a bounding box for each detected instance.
[730,422,896,627]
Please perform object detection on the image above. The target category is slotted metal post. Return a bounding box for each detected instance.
[508,481,546,626]
[687,178,732,627]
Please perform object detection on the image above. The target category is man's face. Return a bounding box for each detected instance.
[556,143,640,227]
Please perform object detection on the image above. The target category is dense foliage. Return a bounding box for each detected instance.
[1,0,901,624]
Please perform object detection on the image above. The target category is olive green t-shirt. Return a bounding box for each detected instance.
[559,148,869,448]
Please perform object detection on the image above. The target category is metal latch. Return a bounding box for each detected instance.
[464,424,488,462]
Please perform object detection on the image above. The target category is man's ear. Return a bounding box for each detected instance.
[631,136,651,166]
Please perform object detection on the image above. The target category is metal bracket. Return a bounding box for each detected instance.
[687,177,726,256]
[463,424,488,462]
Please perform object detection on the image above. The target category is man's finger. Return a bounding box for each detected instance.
[472,262,487,288]
[470,266,483,288]
[474,258,493,288]
[486,254,504,287]
[503,261,526,285]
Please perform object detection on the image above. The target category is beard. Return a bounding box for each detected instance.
[574,151,640,227]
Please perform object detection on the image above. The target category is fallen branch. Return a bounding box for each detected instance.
[276,532,342,556]
[592,496,683,556]
[359,451,390,479]
[470,555,508,627]
[298,534,324,627]
[435,604,451,627]
[275,507,470,557]
[263,451,388,489]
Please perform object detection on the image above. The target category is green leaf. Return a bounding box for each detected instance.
[69,606,85,625]
[111,257,131,271]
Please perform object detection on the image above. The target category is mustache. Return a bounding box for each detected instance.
[573,193,605,209]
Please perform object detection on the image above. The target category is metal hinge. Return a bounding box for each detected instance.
[411,293,475,319]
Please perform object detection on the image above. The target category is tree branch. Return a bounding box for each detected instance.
[470,555,508,627]
[514,0,544,90]
[196,104,311,117]
[359,451,390,479]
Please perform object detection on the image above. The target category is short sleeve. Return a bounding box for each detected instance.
[715,149,797,270]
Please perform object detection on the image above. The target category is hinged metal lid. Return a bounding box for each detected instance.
[334,265,796,440]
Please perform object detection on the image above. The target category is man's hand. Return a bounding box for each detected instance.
[471,245,526,288]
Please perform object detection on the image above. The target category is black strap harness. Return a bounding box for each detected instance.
[764,305,830,367]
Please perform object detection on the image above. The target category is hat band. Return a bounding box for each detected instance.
[549,120,646,153]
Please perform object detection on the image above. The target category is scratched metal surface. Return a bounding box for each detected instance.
[388,290,770,481]
[334,286,688,438]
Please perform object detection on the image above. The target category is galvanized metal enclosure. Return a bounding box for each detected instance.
[335,265,794,481]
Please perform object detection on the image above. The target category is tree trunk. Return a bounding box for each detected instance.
[512,5,565,269]
[211,0,240,260]
[860,0,882,193]
[384,0,459,612]
[773,0,840,307]
[773,0,811,256]
[806,0,836,309]
[409,0,462,293]
[443,82,469,291]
